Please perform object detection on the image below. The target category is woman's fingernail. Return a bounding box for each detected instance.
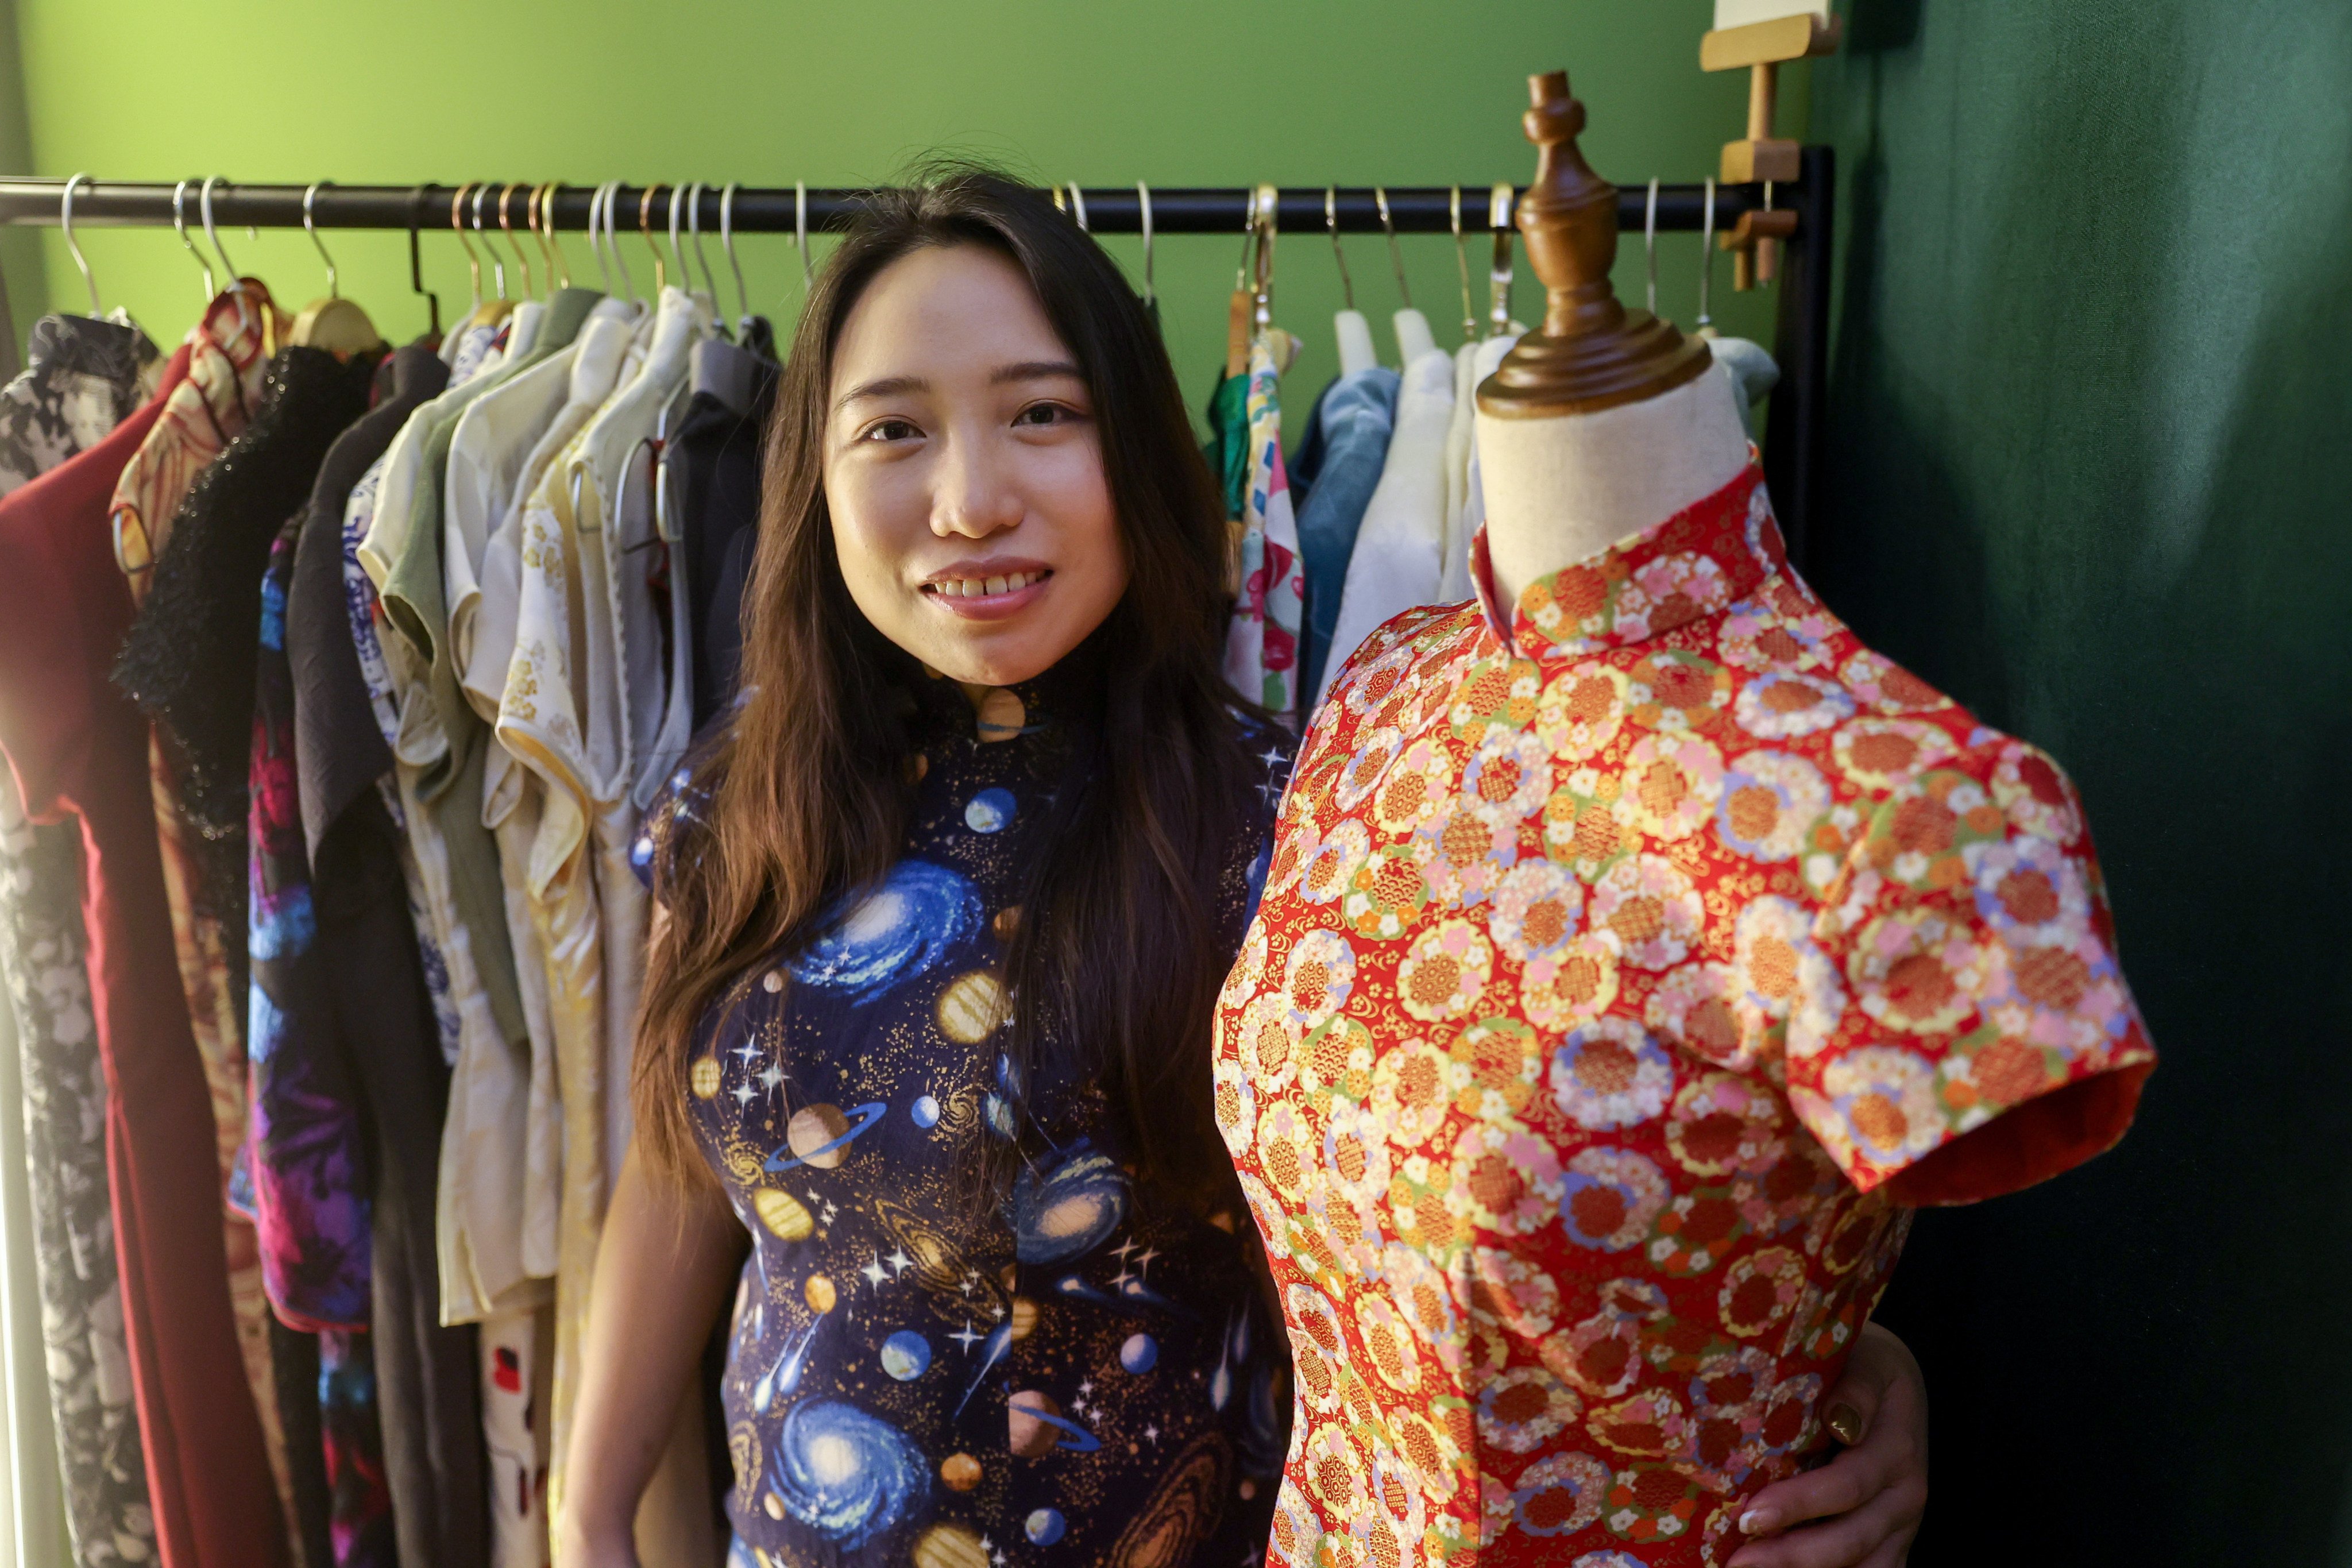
[1740,1508,1777,1535]
[1826,1402,1864,1445]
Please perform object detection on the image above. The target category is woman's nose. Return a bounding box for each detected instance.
[929,431,1024,539]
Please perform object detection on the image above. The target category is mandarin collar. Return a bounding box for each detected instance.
[1470,461,1785,662]
[896,635,1106,750]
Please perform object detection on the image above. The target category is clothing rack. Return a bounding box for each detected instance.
[0,158,1835,559]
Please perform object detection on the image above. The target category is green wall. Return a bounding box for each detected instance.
[0,0,1790,418]
[1805,2,2352,1562]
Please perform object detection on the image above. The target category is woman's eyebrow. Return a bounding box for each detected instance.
[990,359,1083,385]
[834,374,927,411]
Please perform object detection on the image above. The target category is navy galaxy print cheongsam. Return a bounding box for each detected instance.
[636,661,1295,1567]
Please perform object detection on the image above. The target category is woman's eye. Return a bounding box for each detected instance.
[1014,402,1079,428]
[861,418,922,443]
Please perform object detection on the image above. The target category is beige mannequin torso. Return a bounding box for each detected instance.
[1475,364,1751,613]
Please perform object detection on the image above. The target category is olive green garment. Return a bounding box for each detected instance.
[378,287,601,1049]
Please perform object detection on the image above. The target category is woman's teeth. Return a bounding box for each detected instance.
[928,570,1045,598]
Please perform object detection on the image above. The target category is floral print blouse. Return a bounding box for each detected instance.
[1218,464,2154,1566]
[637,663,1293,1568]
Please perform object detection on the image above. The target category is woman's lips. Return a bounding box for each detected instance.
[920,567,1053,620]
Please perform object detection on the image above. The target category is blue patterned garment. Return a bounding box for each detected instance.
[638,660,1294,1567]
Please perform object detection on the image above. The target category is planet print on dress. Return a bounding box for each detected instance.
[752,1187,814,1242]
[1120,1333,1159,1374]
[1007,1390,1101,1456]
[764,1102,887,1174]
[764,1399,929,1548]
[934,971,1006,1044]
[911,1094,941,1129]
[913,1523,988,1568]
[879,1331,931,1381]
[1011,1146,1130,1264]
[964,787,1016,833]
[939,1453,981,1492]
[1026,1508,1067,1545]
[790,860,983,1003]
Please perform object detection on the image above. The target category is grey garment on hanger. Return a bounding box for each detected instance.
[0,314,160,1568]
[677,331,779,729]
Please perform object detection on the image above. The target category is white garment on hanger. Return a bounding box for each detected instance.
[1706,334,1780,437]
[1316,345,1457,709]
[1438,333,1521,604]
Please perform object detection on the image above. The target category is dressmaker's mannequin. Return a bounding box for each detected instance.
[1476,69,1750,611]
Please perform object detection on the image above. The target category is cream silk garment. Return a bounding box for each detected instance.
[445,298,636,1568]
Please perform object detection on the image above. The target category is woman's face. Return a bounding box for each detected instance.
[824,243,1126,688]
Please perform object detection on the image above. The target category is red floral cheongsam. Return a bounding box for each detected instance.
[1215,464,2154,1566]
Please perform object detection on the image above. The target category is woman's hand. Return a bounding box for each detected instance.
[1726,1320,1928,1568]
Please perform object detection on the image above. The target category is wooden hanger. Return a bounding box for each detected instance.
[290,183,385,355]
[1477,69,1710,420]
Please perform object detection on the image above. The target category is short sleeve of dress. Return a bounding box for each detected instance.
[1786,735,2155,1206]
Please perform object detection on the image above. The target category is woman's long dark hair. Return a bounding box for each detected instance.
[634,167,1253,1200]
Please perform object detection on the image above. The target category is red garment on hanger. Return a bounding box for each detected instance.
[0,341,290,1568]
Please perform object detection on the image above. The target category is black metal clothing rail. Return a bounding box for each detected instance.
[0,166,1835,563]
[0,179,1775,235]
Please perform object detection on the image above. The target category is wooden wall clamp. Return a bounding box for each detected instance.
[1701,6,1840,288]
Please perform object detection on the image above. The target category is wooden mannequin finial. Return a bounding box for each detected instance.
[1480,69,1711,418]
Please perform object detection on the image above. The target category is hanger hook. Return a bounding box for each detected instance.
[685,182,721,310]
[473,183,508,299]
[1644,177,1660,317]
[199,175,239,283]
[1135,181,1154,309]
[1698,176,1716,330]
[1374,186,1411,310]
[301,180,339,298]
[587,182,615,298]
[608,183,640,304]
[534,183,567,292]
[795,181,813,292]
[498,182,533,299]
[638,184,667,293]
[173,180,215,300]
[666,183,688,293]
[1450,186,1475,343]
[406,186,441,337]
[60,173,101,317]
[1325,186,1355,312]
[1065,183,1088,233]
[1487,181,1515,338]
[720,182,752,326]
[1251,183,1277,334]
[199,176,257,342]
[450,182,484,306]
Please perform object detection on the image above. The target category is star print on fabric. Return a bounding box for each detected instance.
[886,1249,913,1275]
[950,1322,982,1353]
[730,1084,755,1106]
[860,1256,888,1288]
[756,1065,784,1092]
[731,1040,760,1066]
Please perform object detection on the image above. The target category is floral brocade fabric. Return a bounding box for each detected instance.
[1217,464,2153,1566]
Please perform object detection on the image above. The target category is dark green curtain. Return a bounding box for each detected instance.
[1802,2,2352,1561]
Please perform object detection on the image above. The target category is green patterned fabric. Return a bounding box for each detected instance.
[1804,4,2352,1562]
